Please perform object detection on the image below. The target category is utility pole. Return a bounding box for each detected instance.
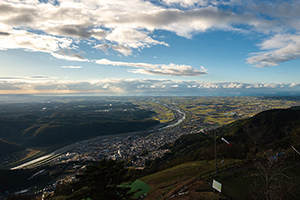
[215,130,217,177]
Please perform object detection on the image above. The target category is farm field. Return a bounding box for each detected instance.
[153,96,299,127]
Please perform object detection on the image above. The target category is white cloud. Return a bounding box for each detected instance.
[61,66,82,69]
[0,29,73,52]
[0,81,22,90]
[0,0,299,68]
[247,33,300,68]
[0,77,23,80]
[51,49,88,61]
[289,83,298,87]
[0,76,54,80]
[161,0,241,8]
[94,44,132,56]
[0,0,167,57]
[96,59,155,68]
[0,0,280,57]
[28,75,55,79]
[95,59,207,76]
[162,0,211,7]
[105,27,169,49]
[129,64,207,76]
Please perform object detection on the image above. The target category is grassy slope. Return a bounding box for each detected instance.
[129,180,151,199]
[140,159,300,200]
[141,107,300,199]
[140,159,239,197]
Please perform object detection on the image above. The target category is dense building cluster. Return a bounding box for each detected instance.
[51,116,197,168]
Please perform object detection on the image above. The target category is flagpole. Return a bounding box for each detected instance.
[215,130,217,177]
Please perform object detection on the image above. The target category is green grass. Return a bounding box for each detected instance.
[140,161,201,190]
[194,191,226,200]
[140,159,239,191]
[217,168,252,200]
[129,180,151,199]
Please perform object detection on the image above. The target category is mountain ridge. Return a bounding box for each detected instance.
[147,106,300,171]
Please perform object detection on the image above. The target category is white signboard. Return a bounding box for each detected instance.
[212,179,222,193]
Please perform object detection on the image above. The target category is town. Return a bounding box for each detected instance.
[1,96,300,199]
[16,96,300,170]
[46,96,300,169]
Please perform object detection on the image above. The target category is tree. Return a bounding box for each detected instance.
[249,159,299,200]
[55,159,134,200]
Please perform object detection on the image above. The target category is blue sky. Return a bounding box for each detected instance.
[0,0,299,95]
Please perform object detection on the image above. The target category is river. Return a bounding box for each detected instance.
[11,106,186,170]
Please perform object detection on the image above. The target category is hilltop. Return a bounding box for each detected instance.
[140,106,300,199]
[1,98,299,199]
[41,106,300,200]
[147,106,300,170]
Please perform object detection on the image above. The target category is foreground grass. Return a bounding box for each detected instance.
[129,180,151,199]
[140,159,300,200]
[193,191,225,200]
[217,168,253,200]
[140,159,239,192]
[217,160,300,200]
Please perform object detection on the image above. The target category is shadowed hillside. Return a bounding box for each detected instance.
[0,101,159,156]
[0,139,24,156]
[148,106,300,171]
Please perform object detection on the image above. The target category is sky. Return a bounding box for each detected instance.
[0,0,300,96]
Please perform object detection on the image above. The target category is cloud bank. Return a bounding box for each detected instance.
[0,79,298,96]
